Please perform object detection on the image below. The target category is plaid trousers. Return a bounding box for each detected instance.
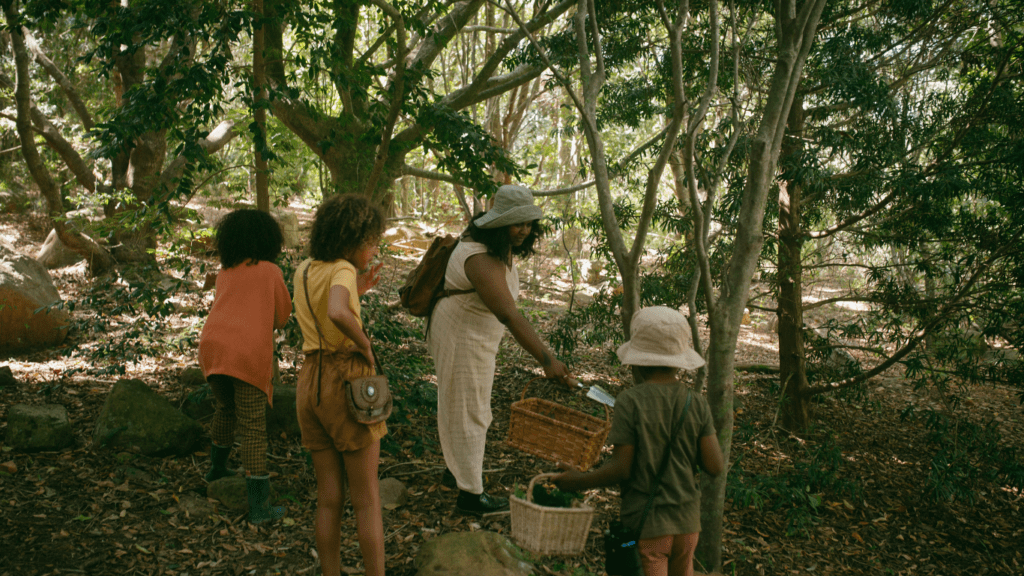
[207,374,269,476]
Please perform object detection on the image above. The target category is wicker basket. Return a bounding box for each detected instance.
[506,378,611,471]
[511,473,595,556]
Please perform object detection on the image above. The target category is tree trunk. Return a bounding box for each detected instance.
[778,93,811,430]
[696,1,827,570]
[4,11,115,275]
[669,146,691,212]
[253,0,270,212]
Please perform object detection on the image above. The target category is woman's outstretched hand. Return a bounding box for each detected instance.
[356,262,384,295]
[543,358,576,389]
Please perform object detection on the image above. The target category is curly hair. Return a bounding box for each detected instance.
[214,209,283,269]
[309,194,386,262]
[467,213,544,265]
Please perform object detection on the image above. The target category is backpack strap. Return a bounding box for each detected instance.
[634,389,693,535]
[425,239,474,334]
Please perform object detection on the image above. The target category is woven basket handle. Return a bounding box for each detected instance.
[525,473,559,504]
[519,377,551,402]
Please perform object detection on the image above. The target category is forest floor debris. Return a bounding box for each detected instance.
[0,211,1021,576]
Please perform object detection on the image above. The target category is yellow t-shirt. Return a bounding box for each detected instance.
[293,258,361,353]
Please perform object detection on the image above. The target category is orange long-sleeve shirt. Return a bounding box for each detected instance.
[198,260,291,403]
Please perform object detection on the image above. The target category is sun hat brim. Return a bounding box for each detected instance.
[475,184,545,229]
[616,340,706,370]
[615,306,706,370]
[475,205,544,229]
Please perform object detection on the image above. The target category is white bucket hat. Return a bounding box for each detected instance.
[616,306,705,370]
[474,184,544,229]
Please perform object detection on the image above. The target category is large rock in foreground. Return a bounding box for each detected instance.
[0,244,70,353]
[6,403,74,452]
[93,379,202,456]
[414,531,534,576]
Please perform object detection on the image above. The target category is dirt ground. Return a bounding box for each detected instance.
[1,209,1022,576]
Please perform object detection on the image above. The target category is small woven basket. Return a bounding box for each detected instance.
[506,378,611,471]
[511,473,595,556]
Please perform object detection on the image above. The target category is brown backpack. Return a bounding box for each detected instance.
[399,235,475,318]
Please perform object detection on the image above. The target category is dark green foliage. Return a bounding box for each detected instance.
[418,105,527,198]
[727,433,860,536]
[514,482,585,509]
[550,199,712,364]
[550,289,625,367]
[900,407,1024,504]
[360,287,439,457]
[58,262,201,375]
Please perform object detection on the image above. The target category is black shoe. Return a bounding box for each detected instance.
[205,443,237,483]
[441,468,457,489]
[456,490,509,516]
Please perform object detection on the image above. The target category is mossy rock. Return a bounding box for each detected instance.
[93,379,202,456]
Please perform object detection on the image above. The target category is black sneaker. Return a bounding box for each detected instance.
[456,490,509,516]
[441,468,458,489]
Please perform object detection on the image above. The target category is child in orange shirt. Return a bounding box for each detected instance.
[198,209,292,524]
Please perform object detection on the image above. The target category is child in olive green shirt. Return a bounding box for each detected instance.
[553,306,725,576]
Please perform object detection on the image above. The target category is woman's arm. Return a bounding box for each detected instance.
[327,284,373,365]
[464,253,572,384]
[551,444,635,491]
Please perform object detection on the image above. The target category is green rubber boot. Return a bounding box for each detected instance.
[246,475,286,525]
[204,443,236,482]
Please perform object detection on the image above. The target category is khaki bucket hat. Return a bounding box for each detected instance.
[616,306,705,370]
[474,184,544,229]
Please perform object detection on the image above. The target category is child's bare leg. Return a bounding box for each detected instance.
[343,440,384,576]
[668,532,700,576]
[311,448,347,576]
[638,535,673,576]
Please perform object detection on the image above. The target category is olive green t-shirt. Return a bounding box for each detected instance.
[607,381,716,538]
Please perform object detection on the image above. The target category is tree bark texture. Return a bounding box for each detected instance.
[262,0,574,201]
[696,0,827,570]
[4,12,115,275]
[253,0,270,212]
[778,93,811,430]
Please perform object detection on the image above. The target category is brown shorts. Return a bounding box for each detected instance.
[296,349,388,453]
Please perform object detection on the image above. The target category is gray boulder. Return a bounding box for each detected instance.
[34,207,105,269]
[0,244,70,353]
[0,365,17,389]
[808,327,861,378]
[208,476,249,511]
[6,404,74,452]
[414,531,534,576]
[266,385,299,439]
[176,492,216,518]
[380,477,408,510]
[272,209,301,248]
[93,379,202,456]
[179,366,207,390]
[35,229,84,269]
